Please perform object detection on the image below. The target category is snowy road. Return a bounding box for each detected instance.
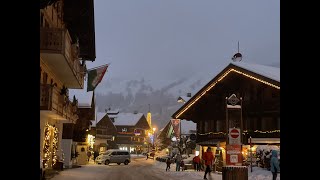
[50,156,220,180]
[51,156,279,180]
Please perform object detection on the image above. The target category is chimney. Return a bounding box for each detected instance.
[187,93,191,97]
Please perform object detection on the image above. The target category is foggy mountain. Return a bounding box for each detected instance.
[95,75,210,130]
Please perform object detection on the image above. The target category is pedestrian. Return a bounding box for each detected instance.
[270,150,280,180]
[146,153,149,160]
[87,151,92,162]
[93,151,99,161]
[193,155,201,171]
[202,147,214,180]
[175,153,182,171]
[180,160,185,171]
[166,158,171,171]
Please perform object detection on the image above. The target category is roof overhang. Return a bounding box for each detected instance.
[172,63,280,119]
[63,0,96,61]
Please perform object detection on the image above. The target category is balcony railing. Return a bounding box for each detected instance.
[40,27,85,88]
[40,84,78,121]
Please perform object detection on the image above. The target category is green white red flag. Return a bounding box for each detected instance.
[87,64,109,92]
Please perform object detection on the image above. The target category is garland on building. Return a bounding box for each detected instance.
[198,130,280,136]
[43,123,59,168]
[52,126,59,166]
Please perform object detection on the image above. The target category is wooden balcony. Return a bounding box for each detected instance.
[40,84,78,122]
[40,27,85,89]
[96,134,113,139]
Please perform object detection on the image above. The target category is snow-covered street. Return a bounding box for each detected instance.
[50,155,279,180]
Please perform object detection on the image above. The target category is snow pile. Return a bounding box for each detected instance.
[256,145,279,160]
[248,167,280,180]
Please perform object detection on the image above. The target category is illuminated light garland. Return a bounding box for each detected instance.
[42,123,59,168]
[198,130,280,136]
[176,68,280,119]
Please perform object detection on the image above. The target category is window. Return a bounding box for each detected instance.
[111,152,117,155]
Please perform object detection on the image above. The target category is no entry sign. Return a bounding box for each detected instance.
[229,128,241,145]
[230,129,240,138]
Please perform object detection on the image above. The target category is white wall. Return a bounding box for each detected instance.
[61,139,73,168]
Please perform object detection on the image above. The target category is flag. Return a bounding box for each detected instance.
[171,119,180,140]
[87,64,109,92]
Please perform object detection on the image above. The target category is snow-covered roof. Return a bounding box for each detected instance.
[68,89,94,108]
[172,61,280,119]
[107,110,120,114]
[231,61,280,82]
[91,112,107,127]
[113,112,144,126]
[180,120,196,134]
[107,110,120,119]
[177,96,191,103]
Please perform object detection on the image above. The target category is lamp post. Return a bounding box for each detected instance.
[148,132,151,152]
[152,128,156,148]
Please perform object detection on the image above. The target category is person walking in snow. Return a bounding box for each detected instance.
[166,157,171,171]
[180,160,185,171]
[270,150,280,180]
[175,153,182,171]
[202,147,214,180]
[193,155,201,171]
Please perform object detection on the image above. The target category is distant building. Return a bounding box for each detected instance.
[91,112,117,153]
[112,112,151,153]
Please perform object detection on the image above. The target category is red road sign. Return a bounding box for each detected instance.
[230,129,240,138]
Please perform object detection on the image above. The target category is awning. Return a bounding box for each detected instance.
[63,0,96,61]
[197,140,224,146]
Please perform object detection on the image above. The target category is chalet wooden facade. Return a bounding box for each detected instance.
[172,62,280,166]
[91,112,118,152]
[113,112,151,153]
[40,0,96,169]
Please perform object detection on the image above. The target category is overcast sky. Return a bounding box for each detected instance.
[89,0,280,91]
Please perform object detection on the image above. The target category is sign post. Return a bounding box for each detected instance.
[225,94,242,166]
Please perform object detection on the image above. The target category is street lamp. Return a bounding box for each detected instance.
[152,128,156,147]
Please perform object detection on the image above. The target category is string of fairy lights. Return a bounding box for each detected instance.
[197,130,280,136]
[43,123,59,168]
[176,68,280,119]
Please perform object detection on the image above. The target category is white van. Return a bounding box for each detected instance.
[95,149,131,165]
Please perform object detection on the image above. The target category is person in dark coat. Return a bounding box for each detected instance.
[180,160,185,171]
[270,150,280,180]
[166,158,171,171]
[93,151,99,161]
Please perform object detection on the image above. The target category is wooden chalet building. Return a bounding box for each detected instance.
[40,0,96,169]
[91,112,118,153]
[113,112,151,153]
[172,61,280,166]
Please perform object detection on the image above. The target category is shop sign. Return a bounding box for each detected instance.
[226,144,242,166]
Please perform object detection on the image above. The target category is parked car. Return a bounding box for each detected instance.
[95,149,131,165]
[40,157,45,180]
